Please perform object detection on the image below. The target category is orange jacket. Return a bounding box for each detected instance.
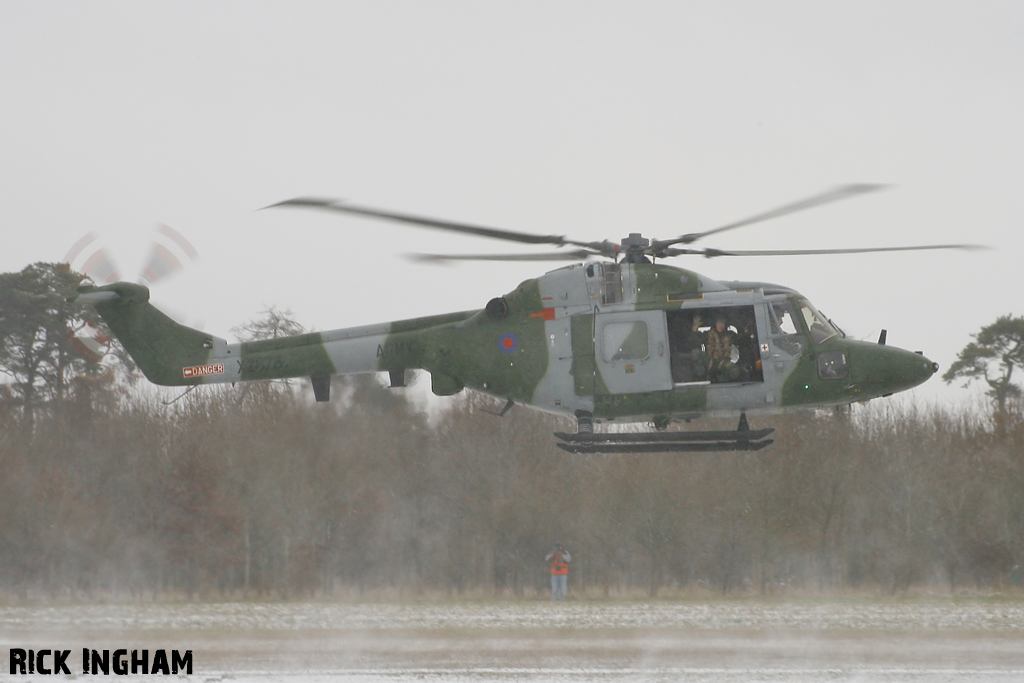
[547,551,569,575]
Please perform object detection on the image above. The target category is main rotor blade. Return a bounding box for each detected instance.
[266,197,610,252]
[662,243,986,258]
[406,249,600,263]
[657,184,888,248]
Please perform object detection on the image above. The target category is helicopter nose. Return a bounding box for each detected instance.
[851,343,939,398]
[894,348,939,390]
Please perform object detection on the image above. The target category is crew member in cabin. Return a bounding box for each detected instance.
[696,313,741,382]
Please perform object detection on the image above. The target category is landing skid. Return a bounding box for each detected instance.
[554,414,774,454]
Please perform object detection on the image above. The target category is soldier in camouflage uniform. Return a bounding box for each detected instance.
[695,314,741,383]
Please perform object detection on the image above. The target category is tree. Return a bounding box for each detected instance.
[231,305,307,341]
[609,453,691,598]
[0,262,98,425]
[230,306,308,402]
[944,315,1024,417]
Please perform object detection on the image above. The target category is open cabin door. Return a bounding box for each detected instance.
[594,310,673,394]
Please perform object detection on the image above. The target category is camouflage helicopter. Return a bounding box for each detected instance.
[75,185,974,453]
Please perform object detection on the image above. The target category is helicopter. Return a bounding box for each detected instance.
[74,185,975,453]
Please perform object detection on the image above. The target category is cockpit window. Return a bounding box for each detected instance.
[768,300,807,356]
[798,299,839,344]
[770,301,800,335]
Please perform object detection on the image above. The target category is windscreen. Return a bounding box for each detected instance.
[797,298,839,344]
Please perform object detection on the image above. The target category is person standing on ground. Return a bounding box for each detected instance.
[546,542,571,600]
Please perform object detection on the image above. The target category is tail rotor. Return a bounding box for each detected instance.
[65,226,202,363]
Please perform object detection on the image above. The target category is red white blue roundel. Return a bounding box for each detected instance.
[498,333,518,353]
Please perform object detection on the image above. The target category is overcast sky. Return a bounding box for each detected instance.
[2,1,1021,410]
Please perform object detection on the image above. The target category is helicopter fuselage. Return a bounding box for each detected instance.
[79,260,937,428]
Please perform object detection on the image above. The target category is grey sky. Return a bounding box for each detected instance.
[2,1,1021,409]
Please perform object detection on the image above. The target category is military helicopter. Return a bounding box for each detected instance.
[75,185,975,453]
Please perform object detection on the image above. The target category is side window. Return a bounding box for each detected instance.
[602,321,649,361]
[817,351,850,379]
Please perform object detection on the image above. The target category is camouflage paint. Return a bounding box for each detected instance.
[79,259,938,428]
[85,282,217,386]
[781,338,936,407]
[594,387,707,420]
[409,278,550,403]
[632,264,707,311]
[570,313,602,396]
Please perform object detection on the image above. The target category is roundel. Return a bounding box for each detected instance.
[498,333,518,353]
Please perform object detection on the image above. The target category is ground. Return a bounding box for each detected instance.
[2,598,1024,682]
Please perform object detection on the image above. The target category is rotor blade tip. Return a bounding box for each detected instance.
[847,182,890,193]
[260,197,341,211]
[402,253,450,266]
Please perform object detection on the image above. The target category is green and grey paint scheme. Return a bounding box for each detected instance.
[76,261,937,425]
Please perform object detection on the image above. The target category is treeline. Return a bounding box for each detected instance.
[1,375,1022,600]
[2,263,1023,599]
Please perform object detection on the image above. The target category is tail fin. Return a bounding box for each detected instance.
[75,282,221,386]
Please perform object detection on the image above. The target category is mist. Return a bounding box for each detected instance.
[2,375,1021,601]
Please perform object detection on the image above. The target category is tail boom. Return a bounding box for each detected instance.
[76,282,474,388]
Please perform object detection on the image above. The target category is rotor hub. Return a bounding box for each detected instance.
[620,233,650,250]
[619,233,652,263]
